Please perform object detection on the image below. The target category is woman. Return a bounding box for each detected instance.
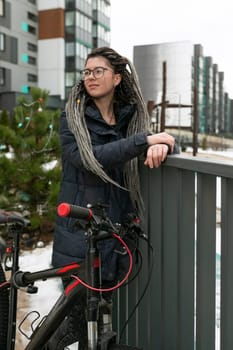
[49,47,176,349]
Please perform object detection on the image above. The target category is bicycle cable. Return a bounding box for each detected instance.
[119,235,154,342]
[121,245,143,287]
[0,280,10,289]
[70,222,155,341]
[71,232,133,293]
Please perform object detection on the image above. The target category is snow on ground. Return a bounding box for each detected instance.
[185,147,233,161]
[16,243,62,348]
[18,242,62,313]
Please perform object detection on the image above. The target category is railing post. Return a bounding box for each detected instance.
[221,178,233,350]
[196,173,216,350]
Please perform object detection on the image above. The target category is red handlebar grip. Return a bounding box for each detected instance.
[57,203,93,221]
[57,203,71,217]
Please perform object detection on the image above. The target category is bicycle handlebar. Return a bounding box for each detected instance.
[0,210,30,227]
[57,203,93,221]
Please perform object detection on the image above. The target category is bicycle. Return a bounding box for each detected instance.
[0,203,149,350]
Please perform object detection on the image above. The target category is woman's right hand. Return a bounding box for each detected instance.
[147,132,175,153]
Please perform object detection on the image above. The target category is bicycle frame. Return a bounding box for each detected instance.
[4,222,86,350]
[21,240,116,349]
[13,264,84,350]
[1,206,124,350]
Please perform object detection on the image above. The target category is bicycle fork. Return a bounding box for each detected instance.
[86,238,101,350]
[86,231,117,350]
[87,297,99,349]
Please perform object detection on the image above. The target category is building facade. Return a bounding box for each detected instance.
[0,0,111,112]
[134,41,194,129]
[133,41,233,135]
[0,0,39,111]
[38,0,110,100]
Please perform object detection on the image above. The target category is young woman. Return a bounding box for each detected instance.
[48,47,176,349]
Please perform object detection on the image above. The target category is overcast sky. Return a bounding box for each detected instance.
[110,0,233,97]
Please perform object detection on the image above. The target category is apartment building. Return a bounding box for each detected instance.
[0,0,111,112]
[0,0,38,111]
[134,41,233,134]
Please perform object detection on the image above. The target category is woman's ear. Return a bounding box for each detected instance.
[114,73,122,87]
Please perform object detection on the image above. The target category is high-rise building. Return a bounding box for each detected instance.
[203,56,214,134]
[0,0,111,112]
[0,0,39,111]
[134,41,232,135]
[38,0,110,100]
[134,41,194,129]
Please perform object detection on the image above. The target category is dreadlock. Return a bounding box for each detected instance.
[65,47,151,217]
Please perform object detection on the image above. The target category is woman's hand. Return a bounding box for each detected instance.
[147,132,175,153]
[144,144,169,169]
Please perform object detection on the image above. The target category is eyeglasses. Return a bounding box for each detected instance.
[80,67,113,80]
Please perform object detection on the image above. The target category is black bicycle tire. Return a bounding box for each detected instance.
[0,262,9,350]
[108,344,142,350]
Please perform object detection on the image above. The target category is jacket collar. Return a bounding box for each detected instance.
[85,102,136,134]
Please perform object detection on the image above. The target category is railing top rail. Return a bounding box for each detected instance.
[165,154,233,179]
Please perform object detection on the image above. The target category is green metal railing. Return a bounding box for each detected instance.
[114,154,233,350]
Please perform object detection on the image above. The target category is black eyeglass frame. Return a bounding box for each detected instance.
[80,66,114,80]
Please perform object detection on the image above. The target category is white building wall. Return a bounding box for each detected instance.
[37,0,65,100]
[38,39,65,100]
[38,0,65,11]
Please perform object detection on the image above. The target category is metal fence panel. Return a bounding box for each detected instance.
[113,155,233,350]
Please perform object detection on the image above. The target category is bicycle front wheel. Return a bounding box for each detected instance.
[0,262,9,350]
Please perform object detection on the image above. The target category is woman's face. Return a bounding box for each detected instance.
[83,56,121,100]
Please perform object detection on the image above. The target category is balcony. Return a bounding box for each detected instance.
[114,153,233,350]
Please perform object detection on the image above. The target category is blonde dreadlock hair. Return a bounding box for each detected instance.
[65,47,151,216]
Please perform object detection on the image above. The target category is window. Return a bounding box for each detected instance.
[21,54,36,65]
[65,0,75,9]
[65,72,75,87]
[28,12,37,22]
[65,71,81,87]
[22,22,36,35]
[28,25,36,35]
[27,42,37,52]
[0,67,5,85]
[0,32,5,51]
[28,56,36,65]
[28,73,37,82]
[66,42,75,56]
[65,12,75,26]
[0,0,5,17]
[65,56,75,70]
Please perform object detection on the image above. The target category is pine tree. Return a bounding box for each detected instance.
[0,87,61,230]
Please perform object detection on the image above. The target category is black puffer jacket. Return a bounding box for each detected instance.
[52,103,150,280]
